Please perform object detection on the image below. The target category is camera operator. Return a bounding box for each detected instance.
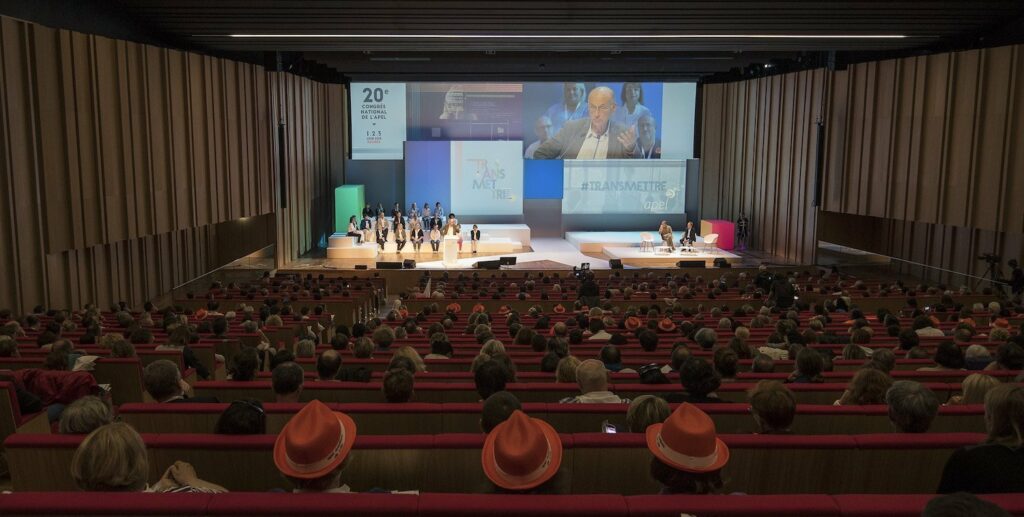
[577,271,601,309]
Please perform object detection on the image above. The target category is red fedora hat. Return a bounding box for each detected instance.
[646,403,729,473]
[482,410,562,490]
[274,400,357,479]
[625,316,642,331]
[657,318,677,332]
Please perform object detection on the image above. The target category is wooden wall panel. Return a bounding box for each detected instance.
[700,69,827,264]
[824,44,1024,234]
[0,14,336,313]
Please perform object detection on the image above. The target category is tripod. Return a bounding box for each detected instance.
[974,259,1005,294]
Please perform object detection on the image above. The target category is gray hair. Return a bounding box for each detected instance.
[886,380,940,433]
[694,328,718,349]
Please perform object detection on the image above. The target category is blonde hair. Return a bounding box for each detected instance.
[99,333,126,350]
[481,339,506,356]
[960,373,1000,405]
[60,396,113,434]
[556,355,581,383]
[394,345,426,373]
[626,395,670,433]
[71,423,149,491]
[985,385,1024,447]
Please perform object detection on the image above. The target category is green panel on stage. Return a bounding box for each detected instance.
[334,185,365,234]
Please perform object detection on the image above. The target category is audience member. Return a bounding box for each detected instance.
[214,399,267,435]
[482,410,564,494]
[560,359,630,403]
[748,380,796,434]
[59,396,112,434]
[481,391,522,433]
[71,423,225,492]
[948,373,1001,405]
[274,401,357,493]
[556,355,581,383]
[836,368,893,405]
[143,360,218,403]
[475,360,511,400]
[316,350,342,381]
[665,358,725,404]
[272,362,305,403]
[626,395,670,433]
[886,380,940,433]
[938,385,1024,493]
[382,368,414,403]
[646,404,729,494]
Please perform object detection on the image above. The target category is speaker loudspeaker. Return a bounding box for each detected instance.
[475,260,501,270]
[354,264,368,270]
[713,258,731,268]
[609,259,623,269]
[403,259,416,269]
[676,260,706,268]
[376,261,403,270]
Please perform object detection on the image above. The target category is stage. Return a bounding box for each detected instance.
[300,228,746,270]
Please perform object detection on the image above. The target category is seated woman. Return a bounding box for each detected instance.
[646,403,729,494]
[834,367,893,405]
[430,225,442,253]
[938,385,1024,493]
[394,222,408,252]
[470,224,481,254]
[345,215,362,243]
[71,422,226,493]
[359,213,374,243]
[408,219,424,254]
[375,216,389,251]
[658,220,675,252]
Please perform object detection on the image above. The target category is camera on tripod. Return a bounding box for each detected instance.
[978,253,1001,264]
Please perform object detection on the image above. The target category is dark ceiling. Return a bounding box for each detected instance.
[9,1,1024,81]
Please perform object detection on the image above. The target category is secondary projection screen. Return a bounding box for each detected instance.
[405,141,524,216]
[562,160,686,215]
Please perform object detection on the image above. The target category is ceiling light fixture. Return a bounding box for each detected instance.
[224,33,908,40]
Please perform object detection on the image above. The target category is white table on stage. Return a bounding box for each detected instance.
[442,236,460,267]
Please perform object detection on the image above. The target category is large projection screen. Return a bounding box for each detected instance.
[562,160,686,215]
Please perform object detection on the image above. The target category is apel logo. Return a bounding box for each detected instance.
[469,159,514,200]
[643,200,668,211]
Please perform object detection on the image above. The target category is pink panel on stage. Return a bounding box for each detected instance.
[699,219,735,250]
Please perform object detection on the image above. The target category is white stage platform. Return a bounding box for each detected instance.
[566,231,706,252]
[603,246,741,268]
[326,225,528,259]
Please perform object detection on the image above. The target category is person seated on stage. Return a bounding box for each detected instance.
[375,219,389,251]
[391,202,401,219]
[394,222,408,252]
[359,213,374,242]
[392,211,405,231]
[361,203,373,219]
[434,201,444,219]
[658,220,675,252]
[410,202,418,219]
[409,219,424,254]
[421,202,431,229]
[470,224,482,254]
[443,214,462,251]
[430,225,442,253]
[345,215,362,243]
[376,202,385,217]
[681,221,697,250]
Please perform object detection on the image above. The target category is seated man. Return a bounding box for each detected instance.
[560,359,630,403]
[382,368,414,403]
[658,220,675,252]
[481,391,522,433]
[886,380,940,433]
[681,221,697,250]
[272,362,304,403]
[316,350,342,381]
[143,360,218,403]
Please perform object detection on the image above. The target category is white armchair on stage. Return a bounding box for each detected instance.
[639,232,655,252]
[442,236,460,267]
[703,233,719,251]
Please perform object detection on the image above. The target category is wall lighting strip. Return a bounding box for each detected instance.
[224,33,909,40]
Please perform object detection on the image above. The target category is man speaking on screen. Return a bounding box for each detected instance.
[533,86,642,160]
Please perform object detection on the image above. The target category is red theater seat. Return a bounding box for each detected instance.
[625,494,841,516]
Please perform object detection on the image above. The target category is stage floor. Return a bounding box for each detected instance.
[603,246,741,268]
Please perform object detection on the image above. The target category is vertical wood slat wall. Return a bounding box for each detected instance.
[0,15,341,312]
[700,69,828,264]
[821,44,1023,281]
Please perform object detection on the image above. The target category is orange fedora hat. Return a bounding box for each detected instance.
[553,304,566,314]
[274,400,357,479]
[482,410,563,490]
[625,316,642,331]
[658,318,677,332]
[646,403,729,473]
